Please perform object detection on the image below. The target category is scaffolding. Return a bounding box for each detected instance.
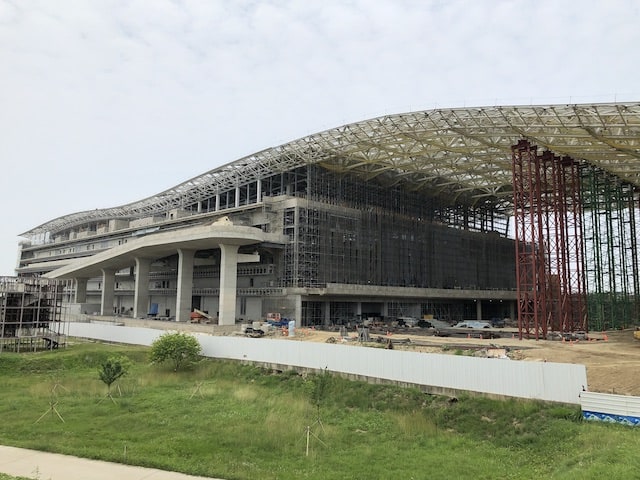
[259,165,518,325]
[580,166,640,330]
[278,165,516,292]
[0,277,69,353]
[511,140,587,339]
[512,138,640,337]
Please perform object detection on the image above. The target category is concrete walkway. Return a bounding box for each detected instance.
[0,445,221,480]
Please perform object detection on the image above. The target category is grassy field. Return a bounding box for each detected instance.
[0,341,638,480]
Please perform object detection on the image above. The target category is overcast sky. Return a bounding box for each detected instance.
[1,0,639,276]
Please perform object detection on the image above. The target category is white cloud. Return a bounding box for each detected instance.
[0,0,639,275]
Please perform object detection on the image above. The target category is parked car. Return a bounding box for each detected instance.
[397,316,419,327]
[416,319,434,328]
[490,317,506,328]
[454,321,492,329]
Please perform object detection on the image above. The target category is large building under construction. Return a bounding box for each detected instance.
[14,103,640,338]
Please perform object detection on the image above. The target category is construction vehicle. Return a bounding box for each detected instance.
[190,309,213,324]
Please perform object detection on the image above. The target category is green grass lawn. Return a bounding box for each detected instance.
[0,341,638,480]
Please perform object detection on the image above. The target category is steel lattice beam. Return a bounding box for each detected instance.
[22,102,640,238]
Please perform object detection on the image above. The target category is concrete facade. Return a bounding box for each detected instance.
[22,189,519,327]
[45,218,289,325]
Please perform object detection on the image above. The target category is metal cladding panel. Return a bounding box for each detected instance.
[68,323,587,404]
[200,337,587,404]
[69,322,162,346]
[580,391,640,417]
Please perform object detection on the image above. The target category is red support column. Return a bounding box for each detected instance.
[559,155,587,332]
[512,140,588,339]
[546,153,587,333]
[512,140,548,339]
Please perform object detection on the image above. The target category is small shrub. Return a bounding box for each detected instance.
[149,332,202,371]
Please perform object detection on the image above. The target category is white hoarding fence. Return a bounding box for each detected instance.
[580,391,640,426]
[68,323,587,405]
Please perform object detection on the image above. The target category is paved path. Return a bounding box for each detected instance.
[0,445,221,480]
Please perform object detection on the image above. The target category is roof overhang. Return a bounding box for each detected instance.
[24,102,640,237]
[44,220,287,279]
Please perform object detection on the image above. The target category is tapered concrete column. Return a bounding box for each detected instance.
[74,278,88,303]
[100,269,115,316]
[176,249,195,323]
[219,243,239,326]
[476,300,482,321]
[133,257,151,319]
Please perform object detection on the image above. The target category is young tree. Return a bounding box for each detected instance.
[149,331,202,371]
[306,367,332,422]
[98,355,131,396]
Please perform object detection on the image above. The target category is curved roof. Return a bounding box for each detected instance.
[23,102,640,236]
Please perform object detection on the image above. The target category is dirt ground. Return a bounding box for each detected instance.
[281,327,640,396]
[119,318,640,396]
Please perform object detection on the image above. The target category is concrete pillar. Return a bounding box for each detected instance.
[324,301,331,326]
[235,186,240,208]
[74,278,88,303]
[100,269,115,316]
[476,300,482,321]
[215,193,220,211]
[176,249,195,323]
[219,244,239,326]
[256,179,262,203]
[197,201,202,213]
[294,295,302,327]
[133,257,151,319]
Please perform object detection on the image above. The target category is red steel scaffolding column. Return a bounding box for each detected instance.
[512,140,548,339]
[546,152,587,333]
[511,140,587,340]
